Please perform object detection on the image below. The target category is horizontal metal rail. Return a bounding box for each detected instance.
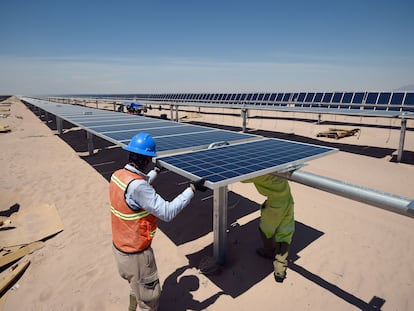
[274,170,414,218]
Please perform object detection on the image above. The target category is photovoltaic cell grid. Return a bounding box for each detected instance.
[158,138,337,189]
[21,97,259,154]
[91,91,414,114]
[72,91,414,119]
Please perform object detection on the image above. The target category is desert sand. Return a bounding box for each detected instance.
[0,96,413,310]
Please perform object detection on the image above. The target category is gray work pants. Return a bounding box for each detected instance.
[112,245,161,311]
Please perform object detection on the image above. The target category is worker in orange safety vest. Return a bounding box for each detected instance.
[109,132,206,310]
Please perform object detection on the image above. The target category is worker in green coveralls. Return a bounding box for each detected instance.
[242,173,294,283]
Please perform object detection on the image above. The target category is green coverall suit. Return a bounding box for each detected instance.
[242,174,294,282]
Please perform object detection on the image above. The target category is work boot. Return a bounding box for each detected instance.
[128,293,137,311]
[273,242,289,283]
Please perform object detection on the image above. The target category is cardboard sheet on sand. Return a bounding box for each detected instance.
[0,204,63,247]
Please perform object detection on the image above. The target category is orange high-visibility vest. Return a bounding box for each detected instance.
[109,168,157,253]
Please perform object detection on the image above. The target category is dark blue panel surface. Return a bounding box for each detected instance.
[332,92,343,103]
[107,130,256,153]
[366,92,378,105]
[305,93,315,102]
[377,92,391,105]
[159,138,336,187]
[322,93,333,103]
[404,93,414,112]
[341,93,353,104]
[390,93,404,105]
[98,124,212,137]
[152,131,257,153]
[314,93,323,102]
[79,118,157,127]
[297,93,306,102]
[282,93,291,102]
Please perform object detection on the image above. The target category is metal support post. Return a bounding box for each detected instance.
[397,118,407,162]
[87,131,94,156]
[241,108,248,132]
[213,186,228,264]
[170,105,174,120]
[175,105,179,122]
[56,117,63,135]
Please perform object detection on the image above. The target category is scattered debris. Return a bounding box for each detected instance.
[0,202,63,303]
[317,128,360,139]
[0,242,44,267]
[0,124,11,133]
[0,260,30,295]
[0,219,12,228]
[1,203,64,247]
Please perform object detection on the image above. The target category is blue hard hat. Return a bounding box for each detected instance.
[123,132,157,157]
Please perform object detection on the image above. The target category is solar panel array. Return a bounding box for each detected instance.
[22,97,337,188]
[21,97,259,155]
[71,91,414,117]
[158,138,337,189]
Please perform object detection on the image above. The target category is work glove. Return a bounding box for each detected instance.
[190,178,207,192]
[154,160,165,173]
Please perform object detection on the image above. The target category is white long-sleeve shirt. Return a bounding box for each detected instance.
[123,164,194,222]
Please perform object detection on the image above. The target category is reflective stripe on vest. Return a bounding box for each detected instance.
[109,168,158,253]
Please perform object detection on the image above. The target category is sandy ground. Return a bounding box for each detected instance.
[1,97,413,310]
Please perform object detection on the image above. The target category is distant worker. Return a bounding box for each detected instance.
[109,132,206,311]
[242,173,294,283]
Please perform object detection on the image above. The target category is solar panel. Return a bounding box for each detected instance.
[297,92,306,103]
[389,92,404,111]
[376,92,391,110]
[305,93,315,102]
[332,92,343,103]
[322,93,333,104]
[282,93,291,104]
[21,97,260,155]
[403,93,414,112]
[342,92,353,104]
[158,138,337,189]
[275,93,283,102]
[366,92,378,105]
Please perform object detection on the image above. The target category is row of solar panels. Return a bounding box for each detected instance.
[20,97,260,156]
[74,92,414,113]
[21,97,336,189]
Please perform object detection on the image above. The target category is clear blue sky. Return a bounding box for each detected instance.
[1,0,413,95]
